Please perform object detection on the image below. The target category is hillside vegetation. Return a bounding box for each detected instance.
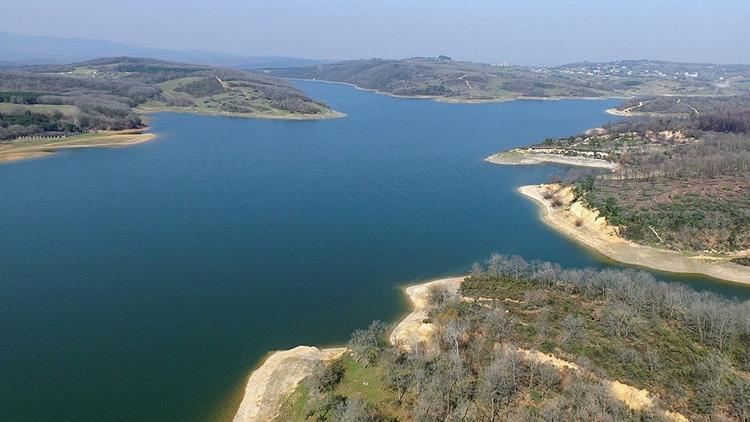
[277,255,750,421]
[497,99,750,254]
[614,95,750,116]
[271,57,750,102]
[0,57,334,140]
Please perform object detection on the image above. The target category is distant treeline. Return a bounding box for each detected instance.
[568,99,750,251]
[0,57,330,140]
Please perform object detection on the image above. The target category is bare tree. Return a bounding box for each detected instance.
[348,320,388,367]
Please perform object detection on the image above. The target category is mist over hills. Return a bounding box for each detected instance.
[0,31,333,68]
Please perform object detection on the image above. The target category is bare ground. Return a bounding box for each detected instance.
[485,151,619,170]
[389,277,464,353]
[233,346,346,422]
[0,129,156,164]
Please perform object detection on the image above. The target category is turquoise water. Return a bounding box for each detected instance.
[1,81,748,421]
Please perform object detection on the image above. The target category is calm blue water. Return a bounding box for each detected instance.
[1,81,748,421]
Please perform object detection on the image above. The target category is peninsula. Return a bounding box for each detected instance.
[486,96,750,284]
[234,256,750,421]
[271,58,750,103]
[0,57,341,163]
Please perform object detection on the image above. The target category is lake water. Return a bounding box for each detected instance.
[2,81,748,421]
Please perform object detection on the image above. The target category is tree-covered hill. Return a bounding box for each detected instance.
[279,255,750,421]
[496,97,750,254]
[271,57,750,102]
[0,57,335,140]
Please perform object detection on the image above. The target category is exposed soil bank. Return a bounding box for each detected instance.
[485,150,618,170]
[519,184,750,285]
[233,346,346,422]
[232,277,462,421]
[0,128,156,164]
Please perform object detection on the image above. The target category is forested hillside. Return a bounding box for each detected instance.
[278,255,750,421]
[614,95,750,116]
[503,99,750,254]
[271,58,750,102]
[0,57,334,140]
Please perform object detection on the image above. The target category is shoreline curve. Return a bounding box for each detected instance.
[0,128,157,164]
[232,276,463,421]
[518,184,750,286]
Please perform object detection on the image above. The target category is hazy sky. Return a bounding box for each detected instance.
[3,0,749,65]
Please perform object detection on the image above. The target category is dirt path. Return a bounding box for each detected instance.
[216,76,231,90]
[622,101,645,113]
[519,184,750,285]
[606,100,646,116]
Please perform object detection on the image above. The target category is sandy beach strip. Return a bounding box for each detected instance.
[0,129,156,164]
[485,151,619,170]
[232,276,463,422]
[232,346,347,422]
[232,270,694,421]
[389,277,464,352]
[519,184,750,285]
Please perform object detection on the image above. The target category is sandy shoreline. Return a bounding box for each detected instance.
[0,128,156,164]
[232,272,693,421]
[230,173,749,422]
[485,150,619,170]
[232,276,462,422]
[605,107,682,118]
[1,104,344,166]
[232,346,347,422]
[519,184,750,285]
[389,277,464,352]
[606,107,634,117]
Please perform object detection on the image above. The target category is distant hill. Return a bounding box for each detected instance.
[0,31,333,68]
[271,57,750,101]
[0,56,337,140]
